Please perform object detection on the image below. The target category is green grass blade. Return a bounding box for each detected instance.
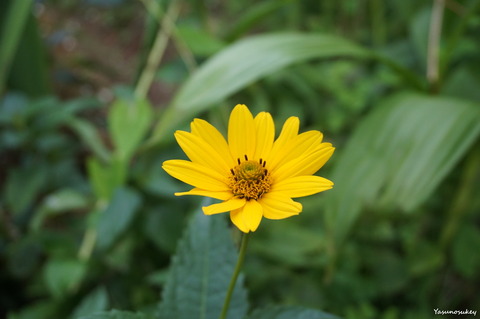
[0,0,34,94]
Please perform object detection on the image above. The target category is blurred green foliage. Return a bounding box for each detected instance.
[1,0,480,318]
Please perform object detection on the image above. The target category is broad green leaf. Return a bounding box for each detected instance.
[71,286,109,319]
[87,157,127,200]
[43,258,87,299]
[324,93,480,246]
[108,98,153,162]
[149,32,370,146]
[95,187,142,251]
[78,310,146,319]
[248,306,339,319]
[158,202,248,319]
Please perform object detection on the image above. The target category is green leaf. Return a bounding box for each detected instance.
[71,286,109,319]
[78,310,147,319]
[324,93,480,246]
[43,258,87,299]
[0,0,34,93]
[149,32,369,146]
[144,204,186,253]
[108,98,153,162]
[176,26,226,56]
[248,306,339,319]
[87,157,127,200]
[5,163,47,215]
[68,118,111,163]
[158,202,248,319]
[31,188,90,231]
[95,187,142,252]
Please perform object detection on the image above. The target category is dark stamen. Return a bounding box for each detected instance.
[237,158,241,165]
[259,158,263,164]
[264,169,268,174]
[262,161,266,167]
[230,169,234,175]
[244,154,248,161]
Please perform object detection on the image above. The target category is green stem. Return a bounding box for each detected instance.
[219,232,250,319]
[427,0,446,93]
[134,0,181,100]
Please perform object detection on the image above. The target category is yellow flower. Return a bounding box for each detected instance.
[162,104,335,233]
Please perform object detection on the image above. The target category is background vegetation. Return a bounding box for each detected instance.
[1,0,480,318]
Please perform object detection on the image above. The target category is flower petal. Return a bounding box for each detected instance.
[270,175,333,198]
[202,197,246,215]
[259,193,302,220]
[230,200,263,232]
[272,145,335,180]
[269,130,323,172]
[266,116,299,168]
[228,104,256,161]
[190,118,235,168]
[163,160,229,191]
[243,200,263,232]
[253,112,274,161]
[230,208,249,233]
[175,130,230,175]
[175,188,233,200]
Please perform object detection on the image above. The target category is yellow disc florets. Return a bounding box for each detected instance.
[228,156,272,200]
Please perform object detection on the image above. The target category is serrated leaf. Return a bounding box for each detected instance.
[248,306,340,319]
[324,93,480,245]
[78,310,146,319]
[108,98,152,162]
[149,32,369,146]
[95,187,142,251]
[158,203,248,319]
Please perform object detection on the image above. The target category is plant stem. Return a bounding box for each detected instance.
[427,0,446,93]
[219,232,250,319]
[139,0,196,72]
[134,0,181,100]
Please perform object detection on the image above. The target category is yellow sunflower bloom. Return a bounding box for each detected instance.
[162,104,335,233]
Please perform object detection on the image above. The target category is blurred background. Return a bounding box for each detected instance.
[1,0,480,318]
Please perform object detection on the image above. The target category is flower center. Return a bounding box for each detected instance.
[228,156,272,200]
